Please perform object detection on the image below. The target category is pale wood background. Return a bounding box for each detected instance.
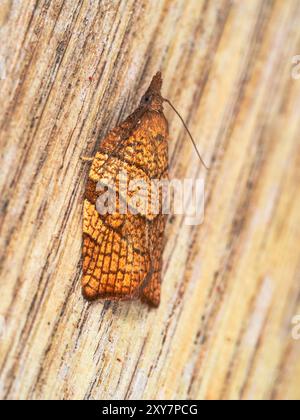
[1,0,300,400]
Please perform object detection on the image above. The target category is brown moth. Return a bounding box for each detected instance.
[82,72,168,307]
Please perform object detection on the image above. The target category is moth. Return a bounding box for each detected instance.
[82,72,168,307]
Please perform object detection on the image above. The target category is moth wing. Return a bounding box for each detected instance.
[82,107,168,305]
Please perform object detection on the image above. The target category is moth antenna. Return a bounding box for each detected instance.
[163,97,209,170]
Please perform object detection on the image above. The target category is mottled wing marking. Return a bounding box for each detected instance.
[140,214,167,307]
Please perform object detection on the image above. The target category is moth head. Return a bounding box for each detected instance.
[140,71,163,112]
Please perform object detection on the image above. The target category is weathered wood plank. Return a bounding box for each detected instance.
[0,0,300,400]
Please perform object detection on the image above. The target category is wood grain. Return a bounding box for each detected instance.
[1,0,300,400]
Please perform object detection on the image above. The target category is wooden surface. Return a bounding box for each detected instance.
[1,0,300,400]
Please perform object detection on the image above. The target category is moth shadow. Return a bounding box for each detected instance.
[93,299,153,322]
